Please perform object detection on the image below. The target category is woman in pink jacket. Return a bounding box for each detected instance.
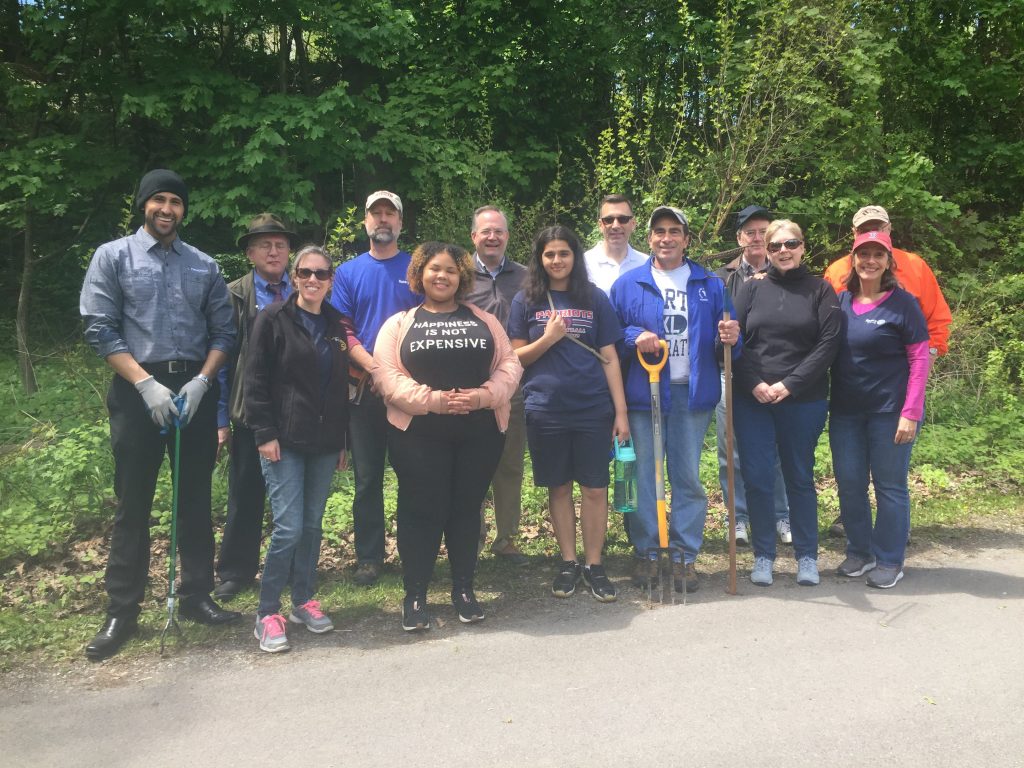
[372,242,522,631]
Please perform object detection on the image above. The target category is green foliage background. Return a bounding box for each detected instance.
[1,1,1023,569]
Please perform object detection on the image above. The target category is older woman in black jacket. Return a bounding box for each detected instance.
[245,245,350,653]
[733,220,841,588]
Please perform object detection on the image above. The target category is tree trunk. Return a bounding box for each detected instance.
[16,209,38,394]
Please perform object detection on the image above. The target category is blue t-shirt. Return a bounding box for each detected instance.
[831,288,928,414]
[330,250,418,354]
[507,285,623,415]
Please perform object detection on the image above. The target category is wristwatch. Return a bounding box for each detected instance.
[194,373,211,387]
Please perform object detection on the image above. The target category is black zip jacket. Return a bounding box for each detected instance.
[244,293,350,453]
[733,264,841,402]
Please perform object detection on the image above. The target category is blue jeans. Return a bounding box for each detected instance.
[829,411,915,568]
[628,382,714,564]
[733,396,827,561]
[716,372,789,525]
[257,448,338,617]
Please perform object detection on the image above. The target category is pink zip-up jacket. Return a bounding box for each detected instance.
[371,301,523,432]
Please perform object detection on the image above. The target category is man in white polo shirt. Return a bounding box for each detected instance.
[584,194,647,295]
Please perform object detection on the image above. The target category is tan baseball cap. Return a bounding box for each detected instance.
[852,205,890,229]
[365,190,403,215]
[647,205,688,231]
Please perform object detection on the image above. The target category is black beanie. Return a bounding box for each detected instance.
[135,169,189,218]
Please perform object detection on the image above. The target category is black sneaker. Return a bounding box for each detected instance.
[402,594,430,632]
[828,515,845,538]
[866,565,904,589]
[837,555,876,577]
[551,560,581,598]
[451,587,485,623]
[582,564,618,603]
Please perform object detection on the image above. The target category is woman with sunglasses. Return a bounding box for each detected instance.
[507,226,628,602]
[830,230,929,589]
[245,246,351,653]
[733,220,841,587]
[372,242,522,631]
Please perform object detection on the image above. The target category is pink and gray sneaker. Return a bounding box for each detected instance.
[255,614,290,653]
[289,600,334,633]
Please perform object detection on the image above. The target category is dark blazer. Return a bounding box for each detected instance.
[245,294,350,453]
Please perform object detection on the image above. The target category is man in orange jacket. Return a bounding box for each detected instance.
[824,205,952,356]
[823,204,952,538]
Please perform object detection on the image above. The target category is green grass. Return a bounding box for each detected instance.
[1,346,1023,671]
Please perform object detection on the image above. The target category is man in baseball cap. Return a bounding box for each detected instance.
[329,191,418,586]
[825,205,951,356]
[609,204,739,594]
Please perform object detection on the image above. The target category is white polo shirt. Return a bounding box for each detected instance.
[584,243,648,296]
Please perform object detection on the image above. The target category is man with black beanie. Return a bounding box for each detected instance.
[80,168,240,661]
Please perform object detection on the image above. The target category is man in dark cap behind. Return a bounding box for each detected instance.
[80,169,240,661]
[213,214,297,599]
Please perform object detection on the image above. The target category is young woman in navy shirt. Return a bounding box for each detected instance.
[507,226,628,602]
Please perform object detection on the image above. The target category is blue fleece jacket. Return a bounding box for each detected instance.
[610,256,738,412]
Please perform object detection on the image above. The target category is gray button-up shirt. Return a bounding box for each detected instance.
[80,227,235,363]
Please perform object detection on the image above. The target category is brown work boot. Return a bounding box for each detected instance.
[632,558,656,588]
[352,561,381,586]
[490,539,529,567]
[673,561,699,593]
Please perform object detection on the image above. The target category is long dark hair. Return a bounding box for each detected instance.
[526,225,592,308]
[843,251,899,296]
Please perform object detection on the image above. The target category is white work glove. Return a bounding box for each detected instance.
[176,375,211,427]
[135,376,180,428]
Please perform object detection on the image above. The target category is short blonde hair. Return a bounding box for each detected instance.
[407,242,475,300]
[765,219,803,243]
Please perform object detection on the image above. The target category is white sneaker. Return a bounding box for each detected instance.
[776,518,792,544]
[796,556,820,586]
[750,556,774,586]
[732,520,750,546]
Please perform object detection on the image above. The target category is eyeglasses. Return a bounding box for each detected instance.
[766,239,803,253]
[253,241,290,253]
[741,227,768,238]
[295,267,332,280]
[600,215,634,225]
[476,228,507,238]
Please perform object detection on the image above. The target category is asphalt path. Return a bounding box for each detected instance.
[3,545,1022,768]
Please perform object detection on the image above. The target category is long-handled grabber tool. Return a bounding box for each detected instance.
[637,341,684,604]
[160,396,185,655]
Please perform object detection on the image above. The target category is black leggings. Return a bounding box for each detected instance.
[388,413,505,597]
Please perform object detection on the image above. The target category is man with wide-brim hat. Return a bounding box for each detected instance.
[213,213,299,600]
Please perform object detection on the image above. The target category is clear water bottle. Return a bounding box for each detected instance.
[613,438,637,514]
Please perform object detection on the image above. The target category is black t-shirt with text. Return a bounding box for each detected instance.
[400,304,493,391]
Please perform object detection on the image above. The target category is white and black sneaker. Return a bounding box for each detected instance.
[582,564,618,602]
[551,560,581,598]
[402,594,430,631]
[452,587,485,623]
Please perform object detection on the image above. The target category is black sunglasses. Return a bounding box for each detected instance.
[600,215,634,225]
[295,267,332,280]
[766,239,803,253]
